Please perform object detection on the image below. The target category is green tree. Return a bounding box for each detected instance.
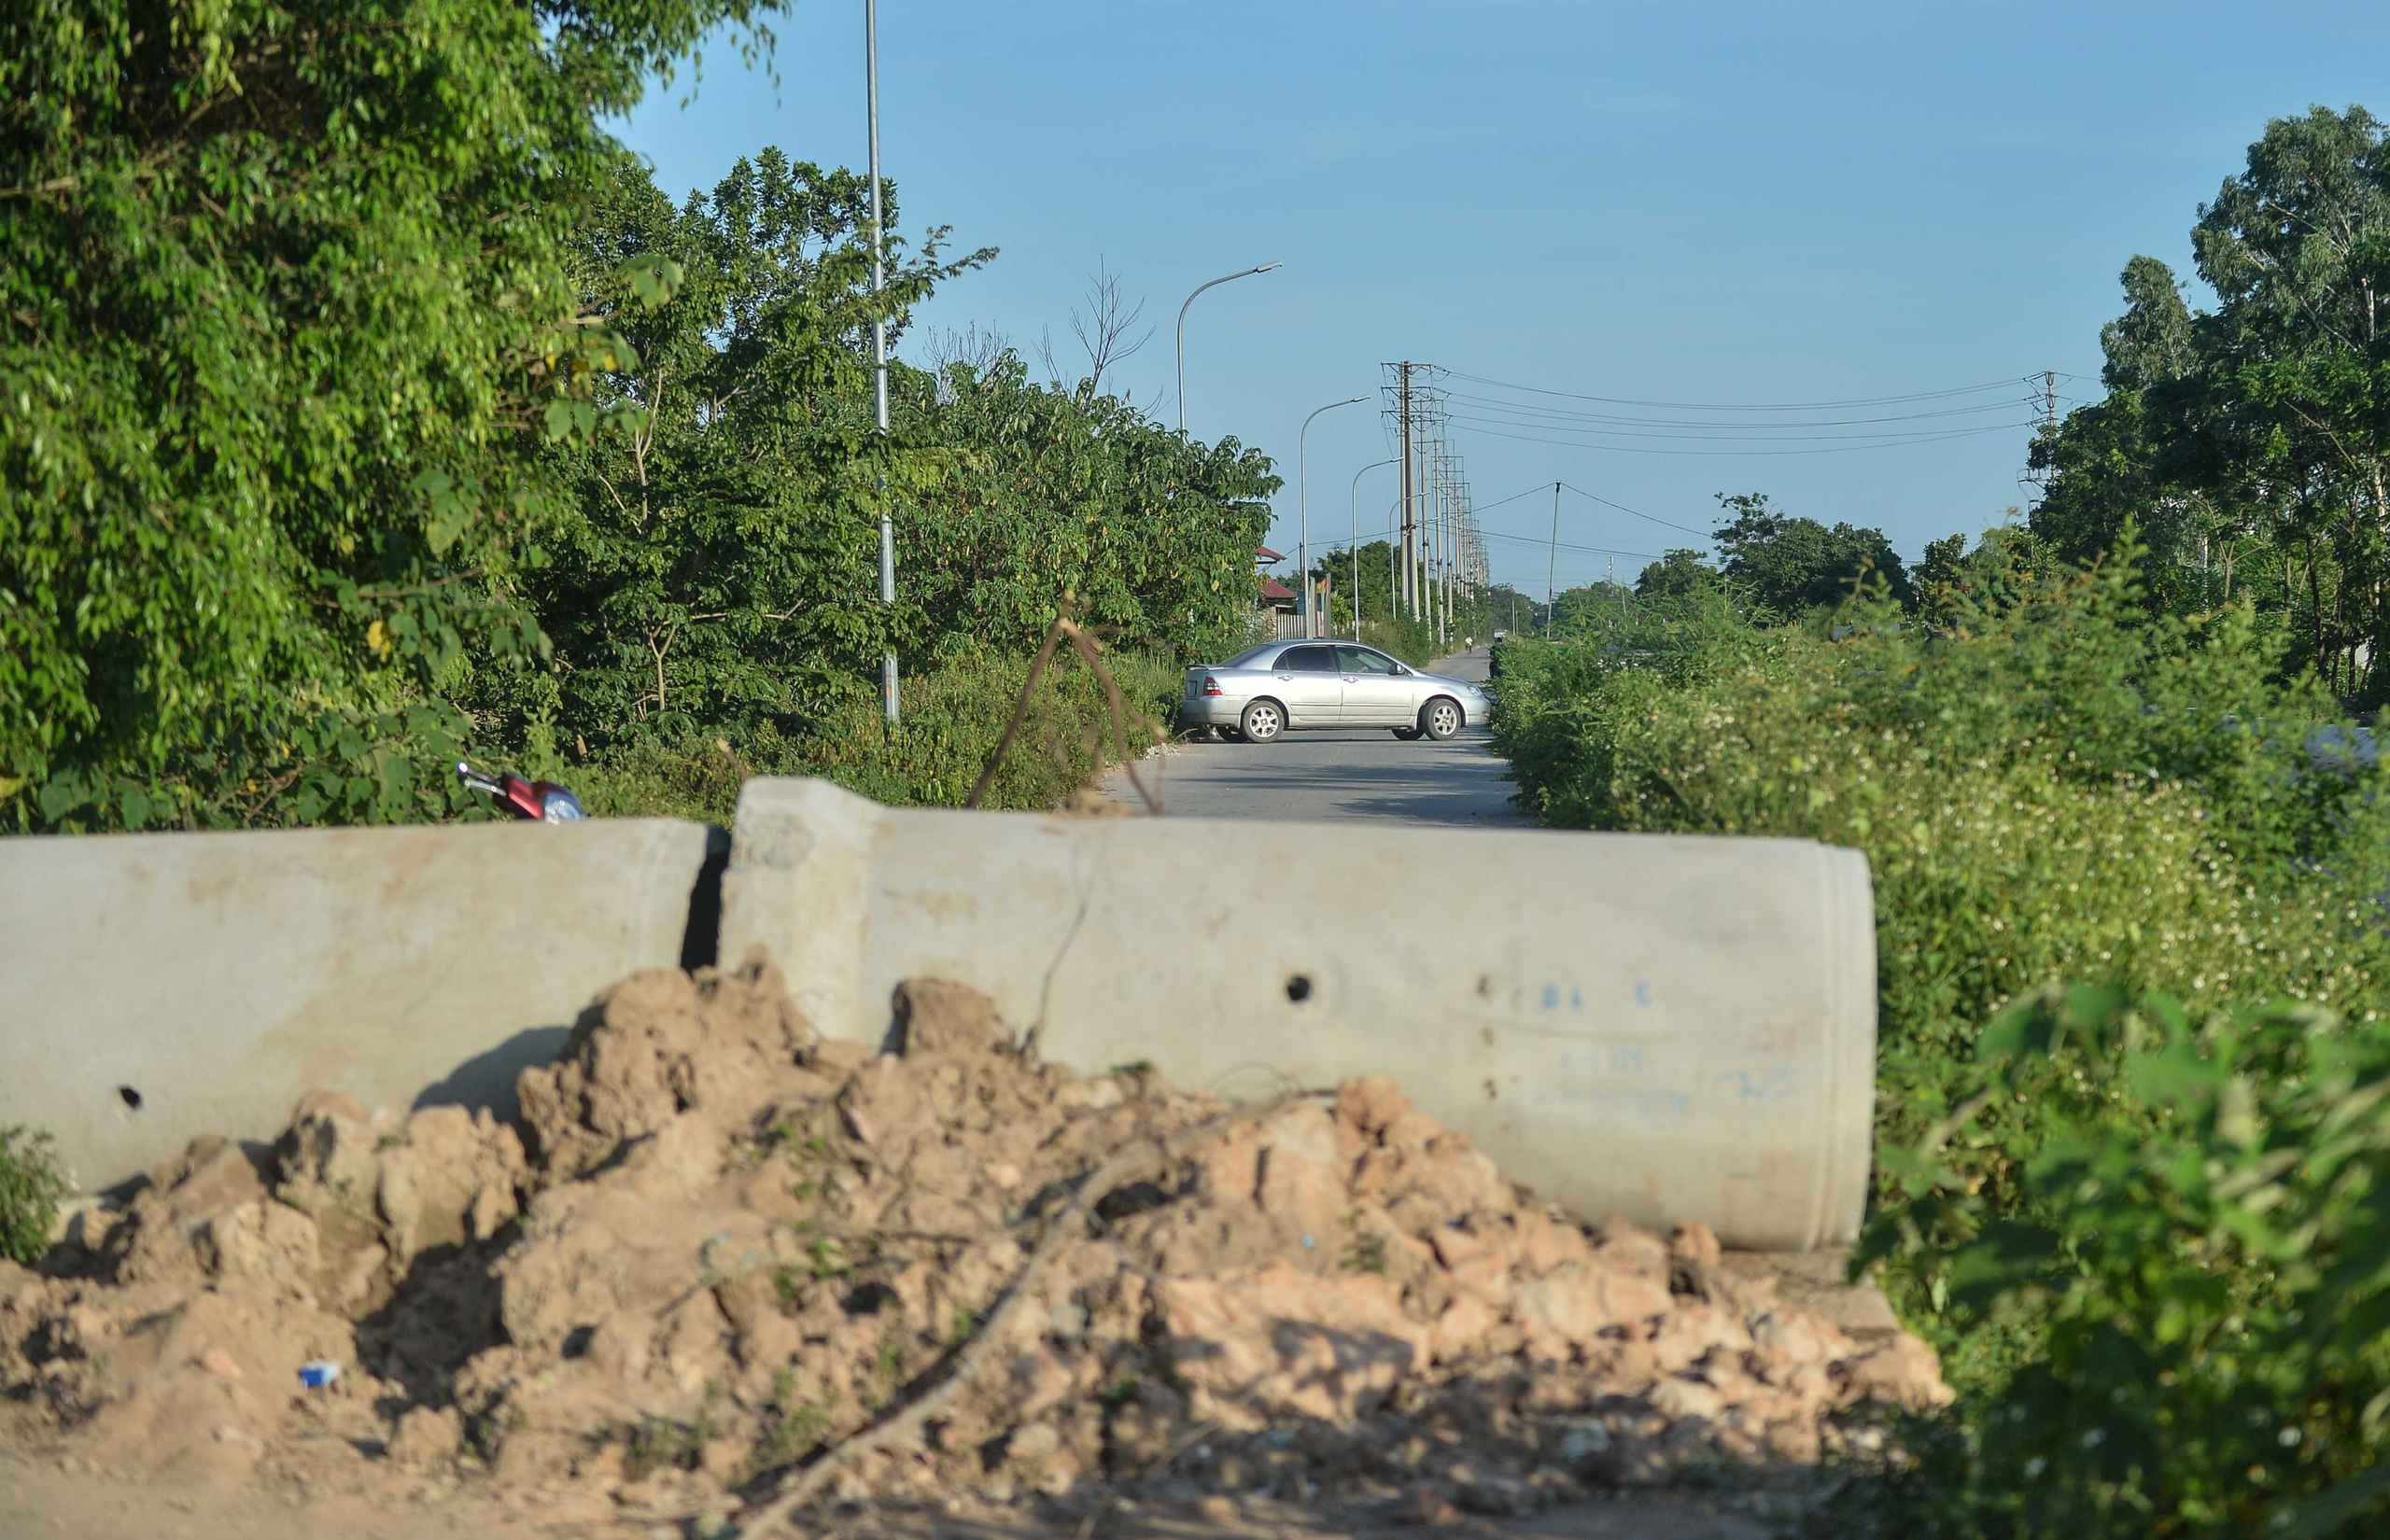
[1,0,780,831]
[2099,254,2197,391]
[911,355,1276,660]
[520,149,986,750]
[1636,548,1722,601]
[2032,105,2390,692]
[1708,492,1914,612]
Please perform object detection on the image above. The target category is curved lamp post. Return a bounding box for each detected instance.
[1349,457,1395,639]
[1174,262,1282,434]
[1298,398,1368,638]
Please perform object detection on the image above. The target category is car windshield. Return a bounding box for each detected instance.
[1222,644,1280,668]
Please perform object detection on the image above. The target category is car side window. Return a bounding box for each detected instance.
[1279,646,1335,672]
[1339,646,1399,675]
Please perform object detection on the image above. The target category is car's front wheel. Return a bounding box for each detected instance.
[1239,700,1285,743]
[1419,698,1462,740]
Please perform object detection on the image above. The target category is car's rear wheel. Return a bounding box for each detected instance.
[1239,700,1285,743]
[1390,726,1423,740]
[1420,698,1462,740]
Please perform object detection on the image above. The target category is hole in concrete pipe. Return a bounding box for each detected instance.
[1285,974,1313,1003]
[117,1085,143,1111]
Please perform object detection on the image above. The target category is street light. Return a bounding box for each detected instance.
[866,0,896,722]
[1349,458,1395,639]
[1298,397,1367,638]
[1174,262,1282,435]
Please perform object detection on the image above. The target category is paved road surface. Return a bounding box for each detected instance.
[1107,646,1528,826]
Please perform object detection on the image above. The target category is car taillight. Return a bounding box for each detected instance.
[1201,676,1222,696]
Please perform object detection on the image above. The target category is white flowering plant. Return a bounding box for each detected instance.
[1835,985,2390,1538]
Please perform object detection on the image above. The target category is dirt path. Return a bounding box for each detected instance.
[0,1450,1779,1540]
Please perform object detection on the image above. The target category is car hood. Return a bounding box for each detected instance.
[1415,672,1487,693]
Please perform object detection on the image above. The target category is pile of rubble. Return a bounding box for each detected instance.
[0,952,1946,1532]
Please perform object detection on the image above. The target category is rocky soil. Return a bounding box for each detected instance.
[0,951,1946,1536]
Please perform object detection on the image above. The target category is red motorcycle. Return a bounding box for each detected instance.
[455,762,587,822]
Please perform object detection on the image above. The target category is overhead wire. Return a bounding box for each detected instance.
[1557,483,1709,538]
[1458,419,2033,457]
[1442,391,2032,430]
[1445,370,2035,412]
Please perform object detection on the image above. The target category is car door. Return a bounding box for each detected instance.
[1337,645,1413,724]
[1268,644,1343,725]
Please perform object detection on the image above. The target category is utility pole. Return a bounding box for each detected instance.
[1545,482,1559,638]
[1396,363,1415,618]
[2021,369,2060,500]
[866,0,896,723]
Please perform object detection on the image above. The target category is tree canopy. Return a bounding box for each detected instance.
[2031,104,2390,699]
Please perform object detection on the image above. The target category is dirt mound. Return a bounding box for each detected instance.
[0,951,1946,1532]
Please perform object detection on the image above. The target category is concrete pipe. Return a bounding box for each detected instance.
[719,777,1877,1252]
[0,819,721,1193]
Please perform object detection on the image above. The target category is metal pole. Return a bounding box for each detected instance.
[1174,262,1281,435]
[1297,398,1366,640]
[1545,482,1559,638]
[1350,458,1394,639]
[867,0,896,723]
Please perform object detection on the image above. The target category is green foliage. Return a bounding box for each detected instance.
[5,14,1272,833]
[0,1125,69,1266]
[1500,546,2390,1530]
[526,150,985,753]
[910,357,1277,659]
[571,648,1181,823]
[1493,548,2390,1298]
[2032,105,2390,701]
[1,0,776,831]
[1710,492,1915,612]
[1637,549,1722,601]
[1836,987,2390,1538]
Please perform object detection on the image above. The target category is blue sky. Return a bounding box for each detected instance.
[617,1,2390,594]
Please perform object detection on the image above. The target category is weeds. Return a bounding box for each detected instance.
[0,1126,68,1266]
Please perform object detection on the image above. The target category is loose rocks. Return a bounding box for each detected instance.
[0,950,1945,1525]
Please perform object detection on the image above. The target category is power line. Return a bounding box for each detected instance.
[1446,370,2032,413]
[1448,412,2039,446]
[1443,390,2032,430]
[1557,483,1709,538]
[1331,525,1660,564]
[1476,527,1662,561]
[1460,419,2034,457]
[1468,483,1564,516]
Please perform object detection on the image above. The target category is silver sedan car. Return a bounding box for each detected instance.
[1180,641,1491,743]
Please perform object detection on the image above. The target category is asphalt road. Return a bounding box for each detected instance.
[1107,646,1530,826]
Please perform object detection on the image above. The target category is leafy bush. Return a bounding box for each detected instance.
[1828,986,2390,1538]
[0,1126,68,1267]
[572,649,1181,824]
[1492,551,2390,1364]
[2,0,766,829]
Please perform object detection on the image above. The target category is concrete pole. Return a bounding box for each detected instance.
[1545,482,1559,638]
[867,0,896,723]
